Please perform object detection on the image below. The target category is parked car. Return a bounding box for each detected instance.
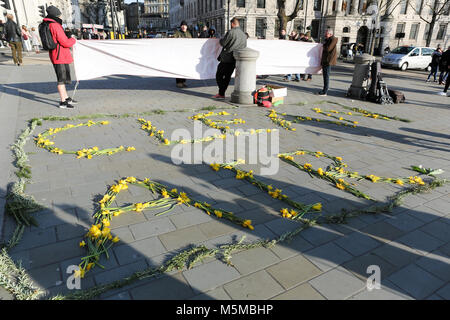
[381,46,434,71]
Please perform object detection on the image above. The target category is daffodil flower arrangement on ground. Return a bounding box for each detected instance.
[78,176,256,277]
[311,107,359,125]
[209,160,322,216]
[35,120,136,159]
[190,111,277,137]
[267,109,355,130]
[278,150,372,200]
[267,109,296,131]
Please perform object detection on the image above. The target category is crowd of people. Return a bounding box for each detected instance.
[427,45,450,96]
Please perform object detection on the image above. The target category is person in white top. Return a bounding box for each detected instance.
[30,27,41,53]
[21,25,32,52]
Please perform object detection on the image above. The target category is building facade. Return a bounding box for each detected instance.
[140,0,170,30]
[169,0,450,53]
[1,0,126,32]
[125,1,144,31]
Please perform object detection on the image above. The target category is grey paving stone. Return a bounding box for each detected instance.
[271,283,325,300]
[158,225,209,252]
[415,251,450,282]
[372,242,422,268]
[299,224,343,247]
[183,260,241,293]
[113,236,167,265]
[56,223,89,241]
[130,273,195,300]
[396,230,445,255]
[231,247,280,275]
[334,231,382,257]
[309,267,366,300]
[423,197,450,214]
[405,205,447,223]
[387,264,444,299]
[266,255,323,290]
[9,227,57,252]
[189,287,231,300]
[349,280,413,300]
[223,270,284,300]
[95,260,149,286]
[385,212,426,232]
[109,211,148,229]
[129,217,176,240]
[304,242,354,272]
[270,235,314,259]
[342,252,398,282]
[169,209,213,229]
[419,220,450,242]
[197,220,239,239]
[360,221,405,243]
[0,286,14,300]
[436,283,450,299]
[264,218,304,237]
[28,263,62,290]
[28,238,86,269]
[426,294,444,300]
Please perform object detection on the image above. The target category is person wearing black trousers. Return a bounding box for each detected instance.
[212,18,247,99]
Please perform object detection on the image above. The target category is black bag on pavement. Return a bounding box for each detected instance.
[388,89,406,103]
[39,21,57,50]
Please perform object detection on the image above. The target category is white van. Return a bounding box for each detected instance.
[381,46,435,71]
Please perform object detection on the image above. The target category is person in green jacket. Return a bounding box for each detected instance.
[174,21,192,88]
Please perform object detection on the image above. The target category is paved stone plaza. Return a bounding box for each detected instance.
[0,50,449,300]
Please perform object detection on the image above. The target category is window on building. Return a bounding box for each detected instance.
[274,18,280,36]
[313,0,321,11]
[255,18,266,39]
[400,0,408,14]
[342,0,348,11]
[343,26,350,33]
[293,19,303,32]
[257,0,266,8]
[414,0,423,14]
[409,23,419,39]
[436,24,447,39]
[429,0,435,14]
[360,1,368,13]
[237,0,245,8]
[395,23,406,38]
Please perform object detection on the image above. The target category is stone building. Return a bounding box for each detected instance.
[125,1,144,31]
[140,0,170,30]
[169,0,449,53]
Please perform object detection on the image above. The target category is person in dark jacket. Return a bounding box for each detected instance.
[438,46,449,85]
[212,17,247,99]
[317,29,338,96]
[199,25,208,38]
[437,46,450,96]
[44,5,77,108]
[208,28,216,38]
[174,21,192,88]
[426,47,442,82]
[4,14,23,66]
[300,32,314,81]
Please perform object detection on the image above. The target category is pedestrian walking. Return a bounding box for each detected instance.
[0,19,6,48]
[317,29,338,96]
[4,14,23,66]
[174,21,192,88]
[437,46,450,97]
[438,47,449,85]
[43,5,77,108]
[21,25,32,52]
[212,17,247,99]
[30,27,41,53]
[426,47,442,82]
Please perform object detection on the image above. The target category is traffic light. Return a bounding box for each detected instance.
[38,5,45,18]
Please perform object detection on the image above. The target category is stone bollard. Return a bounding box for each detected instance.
[231,48,260,105]
[347,53,376,99]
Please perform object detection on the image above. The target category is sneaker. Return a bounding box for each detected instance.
[426,79,430,82]
[66,97,78,105]
[316,91,327,96]
[59,101,75,109]
[212,94,225,99]
[437,91,447,96]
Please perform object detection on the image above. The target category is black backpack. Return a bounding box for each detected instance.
[39,21,57,50]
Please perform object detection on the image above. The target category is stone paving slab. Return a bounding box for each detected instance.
[1,60,449,300]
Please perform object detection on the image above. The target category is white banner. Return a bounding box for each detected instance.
[72,39,323,81]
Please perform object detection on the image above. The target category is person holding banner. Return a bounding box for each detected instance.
[213,17,247,99]
[174,21,192,88]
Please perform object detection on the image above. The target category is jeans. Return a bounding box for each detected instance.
[444,72,450,93]
[301,74,312,80]
[216,61,236,96]
[427,65,438,81]
[439,71,448,84]
[286,74,300,80]
[322,65,331,93]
